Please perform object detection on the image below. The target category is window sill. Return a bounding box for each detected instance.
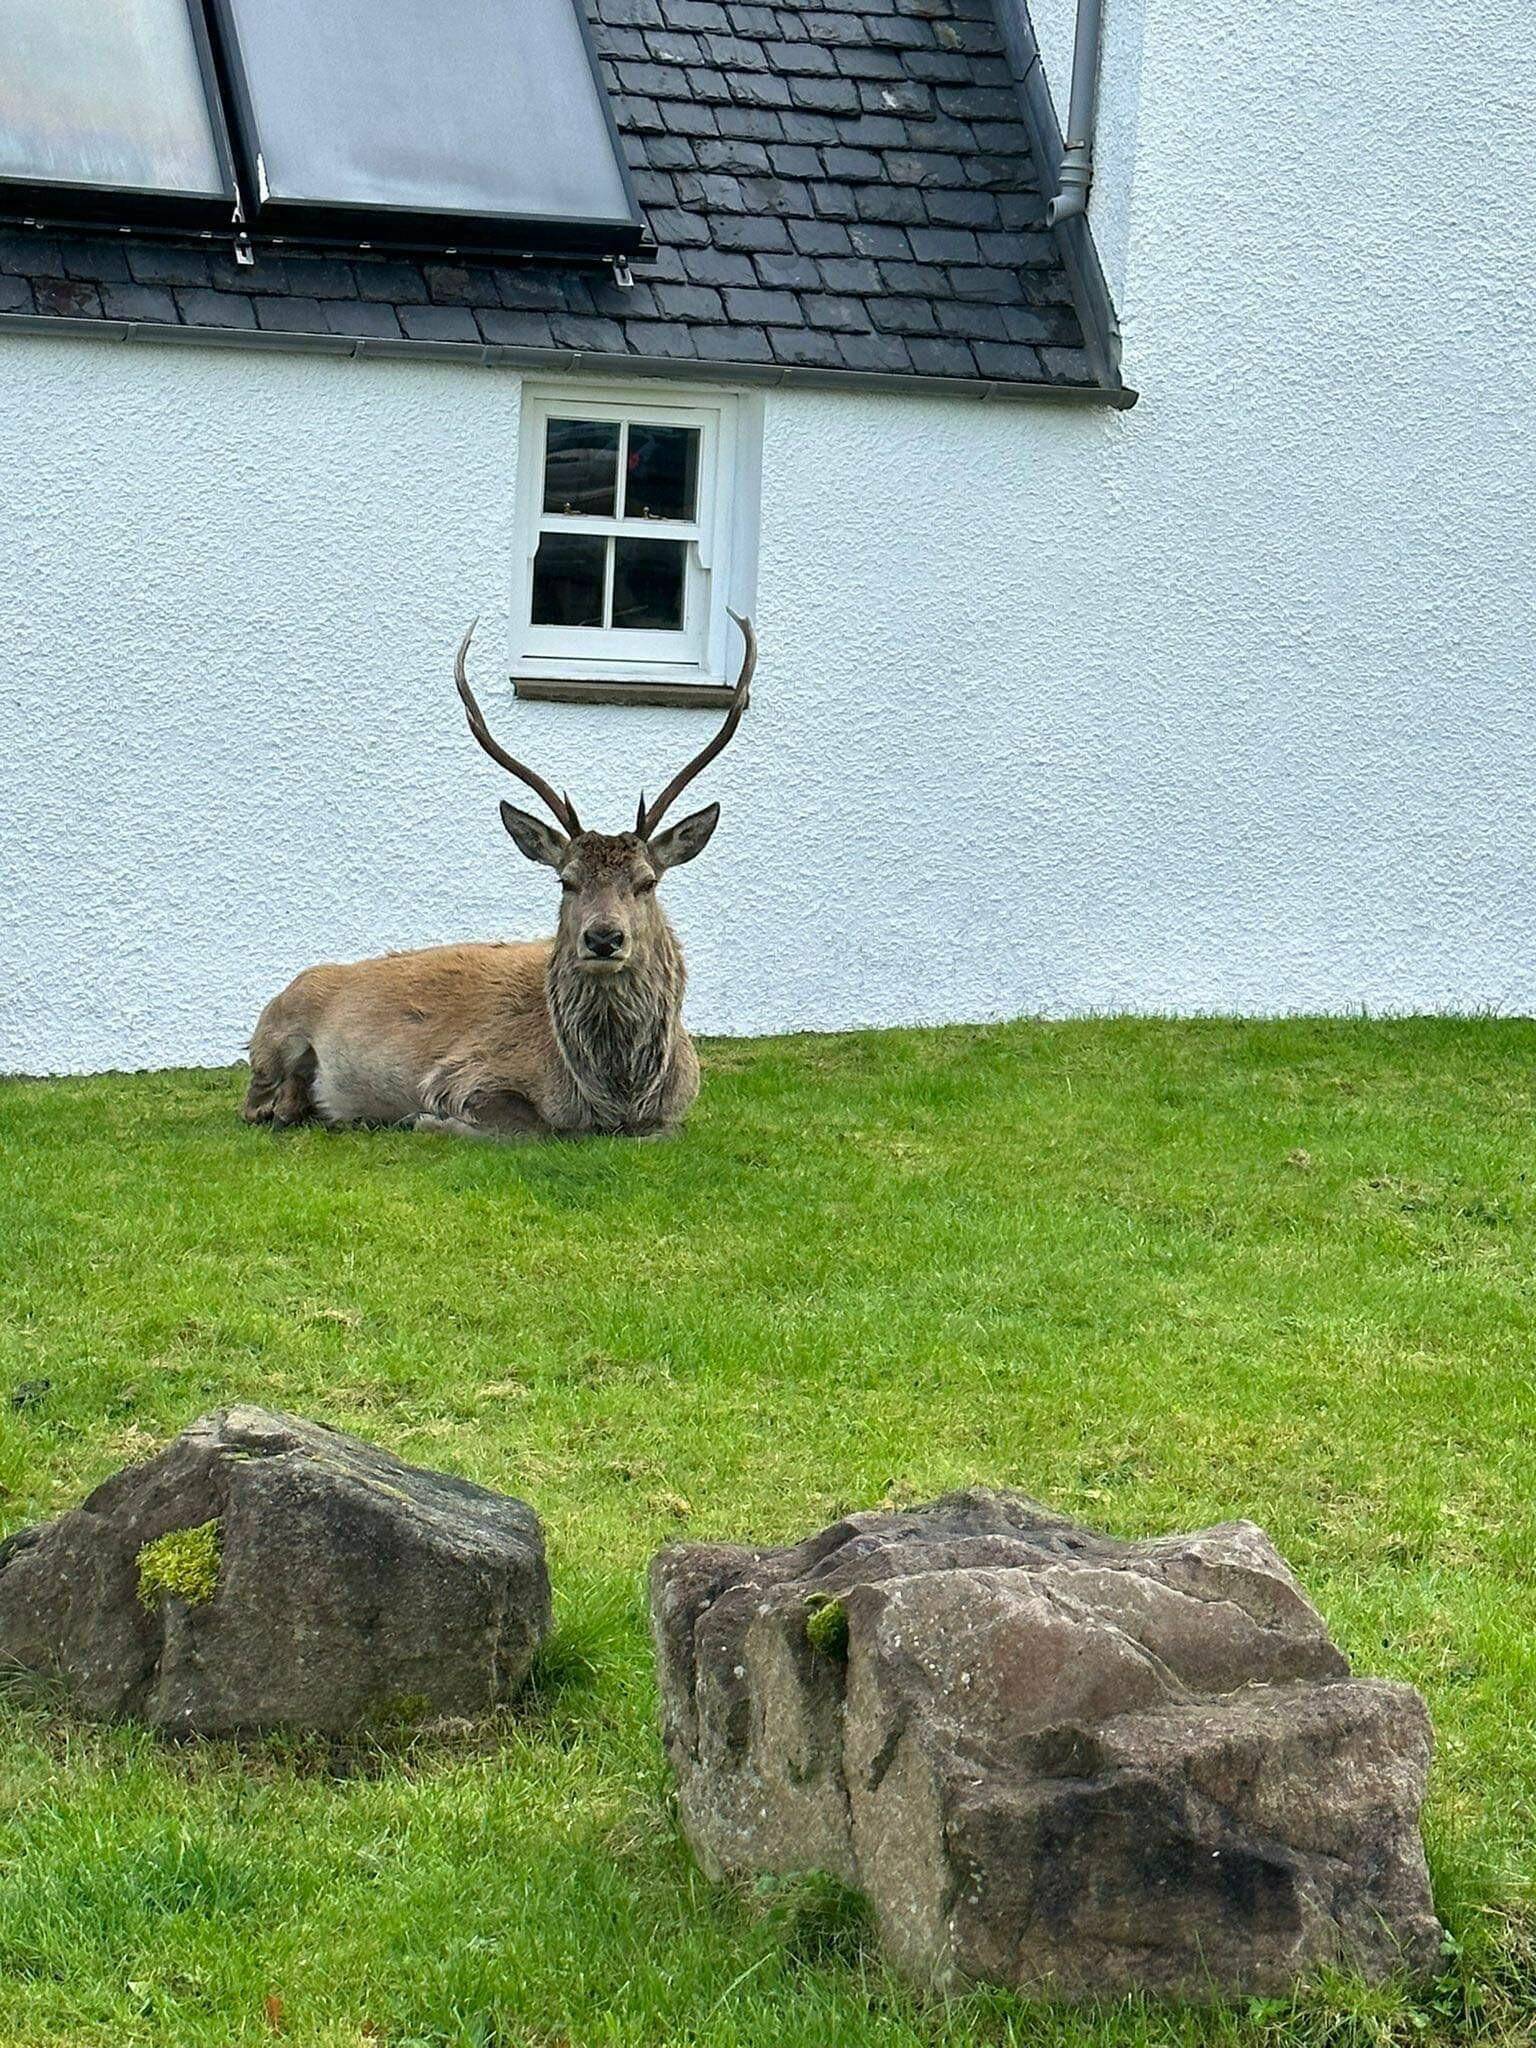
[513,676,737,709]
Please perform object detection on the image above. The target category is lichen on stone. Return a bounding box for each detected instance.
[136,1519,221,1609]
[804,1596,848,1660]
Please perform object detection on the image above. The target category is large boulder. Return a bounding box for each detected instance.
[0,1407,550,1733]
[650,1491,1441,1999]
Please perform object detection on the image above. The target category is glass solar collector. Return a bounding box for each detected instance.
[0,0,235,225]
[205,0,641,248]
[0,0,643,255]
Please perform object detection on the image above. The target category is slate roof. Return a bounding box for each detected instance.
[0,0,1124,399]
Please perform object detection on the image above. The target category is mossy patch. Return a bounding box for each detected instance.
[804,1597,848,1661]
[136,1520,221,1609]
[364,1692,433,1730]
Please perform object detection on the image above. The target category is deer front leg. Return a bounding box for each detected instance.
[413,1092,552,1144]
[413,1114,518,1143]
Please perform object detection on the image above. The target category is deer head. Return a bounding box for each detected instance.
[453,613,755,977]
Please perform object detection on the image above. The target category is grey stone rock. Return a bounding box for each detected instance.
[0,1407,550,1734]
[650,1491,1441,1999]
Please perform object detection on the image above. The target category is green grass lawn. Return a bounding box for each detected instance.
[0,1018,1533,2048]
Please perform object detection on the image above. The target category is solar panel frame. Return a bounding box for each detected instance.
[0,0,240,231]
[203,0,645,257]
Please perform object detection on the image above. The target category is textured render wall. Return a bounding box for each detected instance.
[2,0,1533,1072]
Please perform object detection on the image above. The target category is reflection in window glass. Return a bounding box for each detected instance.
[612,538,686,631]
[624,425,699,522]
[543,419,620,516]
[532,532,606,626]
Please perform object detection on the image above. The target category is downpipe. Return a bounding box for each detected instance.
[1046,0,1105,227]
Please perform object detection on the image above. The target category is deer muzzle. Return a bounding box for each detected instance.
[580,921,629,968]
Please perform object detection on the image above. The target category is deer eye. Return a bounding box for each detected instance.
[560,878,578,894]
[634,877,657,896]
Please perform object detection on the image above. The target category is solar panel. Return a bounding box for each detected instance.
[206,0,643,253]
[0,0,236,226]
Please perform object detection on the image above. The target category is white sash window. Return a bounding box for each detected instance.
[512,383,760,691]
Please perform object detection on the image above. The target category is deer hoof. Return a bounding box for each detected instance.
[413,1113,482,1140]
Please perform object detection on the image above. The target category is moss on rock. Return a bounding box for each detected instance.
[804,1596,848,1661]
[136,1519,221,1609]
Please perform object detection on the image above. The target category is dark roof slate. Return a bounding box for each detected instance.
[0,0,1113,394]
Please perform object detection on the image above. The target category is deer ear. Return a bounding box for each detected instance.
[649,801,720,872]
[500,801,567,868]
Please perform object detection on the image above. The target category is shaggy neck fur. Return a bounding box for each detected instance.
[546,918,687,1132]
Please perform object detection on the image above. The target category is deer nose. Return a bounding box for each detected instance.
[583,923,626,958]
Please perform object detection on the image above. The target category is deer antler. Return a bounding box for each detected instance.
[454,620,581,837]
[637,610,756,839]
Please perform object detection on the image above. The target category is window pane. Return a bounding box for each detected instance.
[623,425,699,522]
[543,419,620,517]
[611,539,686,632]
[532,533,607,627]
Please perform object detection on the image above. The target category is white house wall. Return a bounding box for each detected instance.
[3,0,1533,1073]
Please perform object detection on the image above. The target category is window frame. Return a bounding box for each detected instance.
[511,381,758,692]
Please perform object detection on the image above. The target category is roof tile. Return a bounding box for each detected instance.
[846,222,912,256]
[868,293,938,333]
[768,143,823,175]
[1041,344,1096,381]
[625,318,699,354]
[819,256,882,292]
[177,287,255,329]
[973,338,1043,380]
[852,183,925,223]
[425,264,479,305]
[0,230,64,277]
[398,304,478,342]
[681,246,759,284]
[723,285,804,323]
[697,138,773,170]
[802,293,872,329]
[33,278,102,319]
[355,260,432,305]
[322,300,405,339]
[909,225,979,261]
[752,252,824,288]
[655,281,726,319]
[714,104,786,137]
[99,282,173,323]
[693,323,774,361]
[254,294,332,332]
[836,330,914,372]
[494,270,568,311]
[907,334,977,374]
[61,237,132,283]
[551,313,628,349]
[768,325,842,365]
[478,307,558,346]
[711,214,792,250]
[281,256,357,298]
[789,218,854,255]
[127,244,208,288]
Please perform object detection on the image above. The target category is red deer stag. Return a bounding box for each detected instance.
[243,613,754,1141]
